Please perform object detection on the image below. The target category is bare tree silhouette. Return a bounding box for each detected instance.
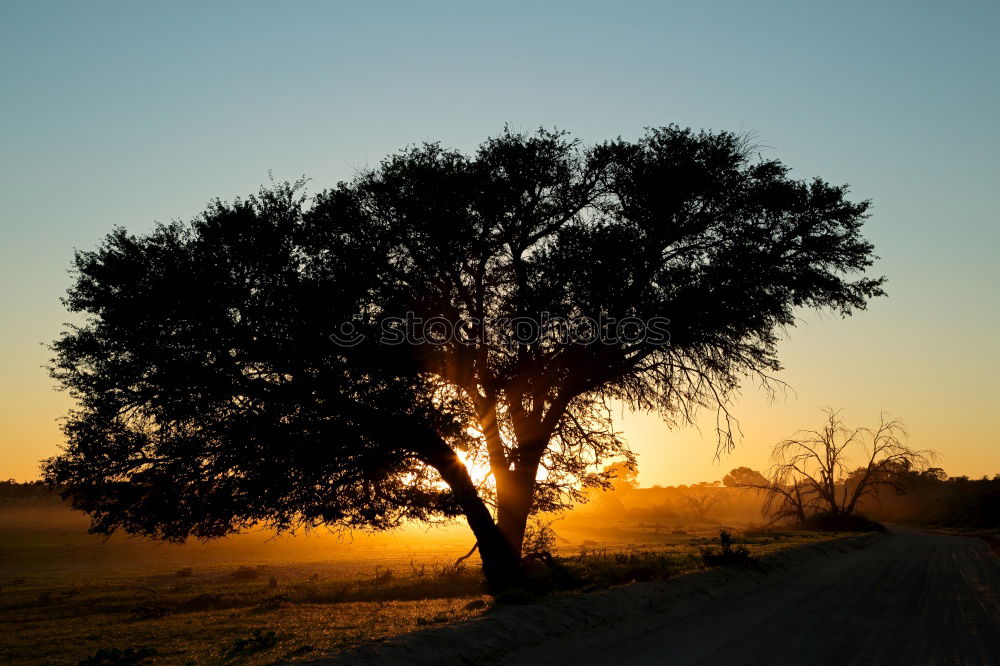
[734,410,935,526]
[680,484,723,522]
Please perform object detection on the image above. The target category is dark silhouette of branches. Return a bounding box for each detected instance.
[44,126,885,591]
[734,410,935,526]
[680,484,723,521]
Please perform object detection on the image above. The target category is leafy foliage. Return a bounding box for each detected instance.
[521,518,559,556]
[45,126,884,586]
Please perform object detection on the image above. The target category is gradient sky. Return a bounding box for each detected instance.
[2,1,998,484]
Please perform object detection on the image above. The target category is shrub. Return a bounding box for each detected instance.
[700,528,754,567]
[522,518,558,556]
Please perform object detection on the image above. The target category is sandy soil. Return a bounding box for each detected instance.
[320,529,1000,665]
[515,527,1000,665]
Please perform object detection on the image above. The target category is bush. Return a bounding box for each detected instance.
[522,518,558,556]
[700,528,754,567]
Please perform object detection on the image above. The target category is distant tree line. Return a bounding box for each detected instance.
[724,465,1000,530]
[581,436,1000,530]
[857,470,1000,528]
[7,469,1000,529]
[0,480,65,507]
[578,465,763,524]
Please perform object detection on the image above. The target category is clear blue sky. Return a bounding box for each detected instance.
[1,1,998,482]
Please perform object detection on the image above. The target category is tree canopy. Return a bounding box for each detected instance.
[45,126,885,589]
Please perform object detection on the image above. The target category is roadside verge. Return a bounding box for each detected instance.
[307,532,888,665]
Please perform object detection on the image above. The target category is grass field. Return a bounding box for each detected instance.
[0,508,841,665]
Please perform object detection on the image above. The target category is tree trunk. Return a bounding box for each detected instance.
[495,435,546,556]
[496,467,536,556]
[464,500,524,592]
[792,482,807,522]
[422,441,524,592]
[474,524,524,593]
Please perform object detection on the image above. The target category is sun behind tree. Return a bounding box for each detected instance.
[45,126,885,590]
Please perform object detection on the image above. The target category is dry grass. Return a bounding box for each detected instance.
[2,560,490,664]
[0,509,847,664]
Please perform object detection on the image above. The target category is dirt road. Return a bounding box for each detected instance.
[519,528,1000,665]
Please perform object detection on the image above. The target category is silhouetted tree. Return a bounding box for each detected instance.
[726,465,810,523]
[0,480,63,507]
[722,467,769,488]
[748,410,934,525]
[680,484,723,521]
[603,462,640,491]
[45,126,884,590]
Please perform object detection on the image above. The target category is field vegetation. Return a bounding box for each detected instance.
[0,501,837,665]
